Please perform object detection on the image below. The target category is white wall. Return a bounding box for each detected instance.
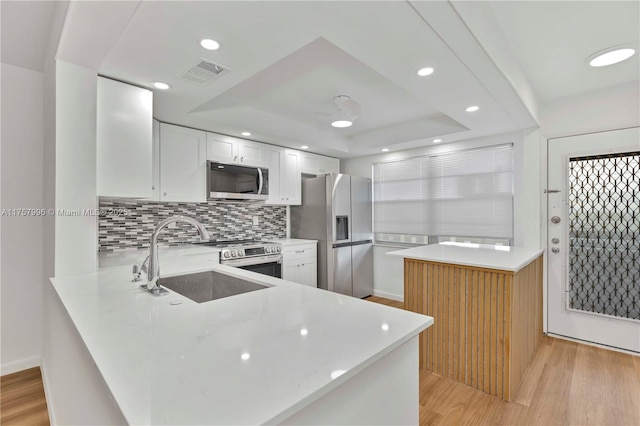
[54,60,98,276]
[0,63,45,374]
[540,80,640,139]
[342,129,543,300]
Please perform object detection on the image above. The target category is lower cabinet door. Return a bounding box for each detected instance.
[283,264,297,282]
[298,262,317,287]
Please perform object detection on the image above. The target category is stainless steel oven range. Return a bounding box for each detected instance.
[197,240,282,278]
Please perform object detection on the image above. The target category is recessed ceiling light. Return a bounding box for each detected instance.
[433,139,442,143]
[240,352,250,361]
[241,131,251,136]
[301,145,309,150]
[417,67,434,76]
[200,39,220,51]
[466,106,479,112]
[588,46,635,67]
[381,148,389,152]
[152,82,170,90]
[331,120,353,128]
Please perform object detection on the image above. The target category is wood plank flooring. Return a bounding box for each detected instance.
[1,367,49,425]
[367,296,640,426]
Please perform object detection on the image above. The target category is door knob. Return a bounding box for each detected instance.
[551,247,560,254]
[551,216,561,224]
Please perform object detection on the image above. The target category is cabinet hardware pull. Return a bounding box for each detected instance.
[241,157,244,162]
[152,186,155,190]
[234,156,238,162]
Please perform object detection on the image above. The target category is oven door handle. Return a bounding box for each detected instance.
[222,256,282,267]
[257,168,264,196]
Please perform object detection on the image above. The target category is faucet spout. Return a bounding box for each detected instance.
[144,216,210,295]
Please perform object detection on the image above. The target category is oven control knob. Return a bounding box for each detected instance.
[276,246,281,253]
[239,249,244,257]
[230,250,237,257]
[265,247,271,253]
[223,251,230,259]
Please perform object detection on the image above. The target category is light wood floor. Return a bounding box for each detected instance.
[367,295,640,426]
[1,367,49,425]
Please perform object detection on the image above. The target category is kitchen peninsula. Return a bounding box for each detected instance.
[388,243,543,401]
[45,246,433,425]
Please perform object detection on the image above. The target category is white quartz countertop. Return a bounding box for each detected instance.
[53,251,432,425]
[264,238,318,246]
[387,242,543,272]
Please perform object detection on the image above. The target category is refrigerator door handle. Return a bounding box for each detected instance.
[332,240,372,249]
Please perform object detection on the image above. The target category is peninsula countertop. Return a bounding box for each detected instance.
[387,242,543,272]
[52,249,432,425]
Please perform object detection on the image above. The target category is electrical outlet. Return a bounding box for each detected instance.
[252,216,259,226]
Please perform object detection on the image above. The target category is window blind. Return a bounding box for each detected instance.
[373,144,513,242]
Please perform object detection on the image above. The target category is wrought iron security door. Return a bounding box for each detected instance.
[568,152,639,321]
[547,127,640,353]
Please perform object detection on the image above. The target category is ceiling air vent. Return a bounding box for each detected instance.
[179,58,228,86]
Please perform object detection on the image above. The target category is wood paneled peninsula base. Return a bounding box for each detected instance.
[389,243,543,401]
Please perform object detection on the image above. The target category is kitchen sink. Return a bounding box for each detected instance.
[159,270,268,303]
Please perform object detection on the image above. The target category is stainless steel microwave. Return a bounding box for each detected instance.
[207,161,269,201]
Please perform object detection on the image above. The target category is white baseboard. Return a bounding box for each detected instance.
[40,360,57,425]
[0,355,40,376]
[372,290,404,302]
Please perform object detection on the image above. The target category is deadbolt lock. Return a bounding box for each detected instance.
[551,216,561,224]
[551,247,560,254]
[551,238,559,244]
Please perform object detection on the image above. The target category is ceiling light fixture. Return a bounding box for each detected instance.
[152,82,170,90]
[381,148,389,152]
[301,145,309,150]
[466,105,479,112]
[200,39,221,51]
[588,46,636,67]
[331,120,352,128]
[241,131,251,136]
[433,139,442,143]
[329,95,360,128]
[417,67,434,76]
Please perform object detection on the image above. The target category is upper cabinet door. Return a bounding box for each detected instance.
[237,139,267,167]
[160,123,207,202]
[206,133,237,164]
[281,149,301,205]
[97,77,153,198]
[300,151,340,175]
[206,132,267,167]
[265,147,283,205]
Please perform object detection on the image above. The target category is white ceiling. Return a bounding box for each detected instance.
[2,1,637,158]
[489,1,640,102]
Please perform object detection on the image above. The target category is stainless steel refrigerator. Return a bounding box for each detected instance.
[290,174,373,298]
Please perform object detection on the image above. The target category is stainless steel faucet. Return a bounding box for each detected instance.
[141,216,210,296]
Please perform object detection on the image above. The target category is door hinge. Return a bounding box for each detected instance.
[544,189,561,193]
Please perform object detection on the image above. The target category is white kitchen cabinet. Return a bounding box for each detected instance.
[206,132,267,167]
[97,77,153,198]
[300,152,340,175]
[159,123,207,202]
[282,243,317,287]
[266,147,301,205]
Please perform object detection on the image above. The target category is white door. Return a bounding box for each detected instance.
[548,127,640,353]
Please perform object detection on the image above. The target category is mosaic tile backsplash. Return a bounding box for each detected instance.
[98,200,286,252]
